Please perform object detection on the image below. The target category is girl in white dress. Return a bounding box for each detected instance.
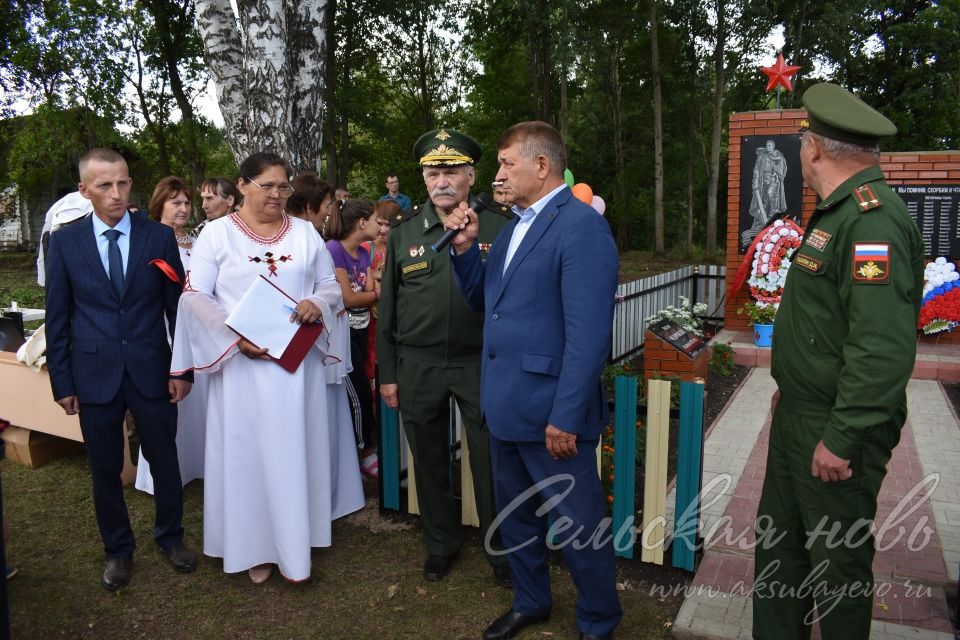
[170,154,364,584]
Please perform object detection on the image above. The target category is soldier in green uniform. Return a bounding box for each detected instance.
[753,83,924,639]
[378,128,513,584]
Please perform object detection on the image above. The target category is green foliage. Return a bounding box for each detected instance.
[738,301,777,325]
[602,361,639,393]
[708,341,734,377]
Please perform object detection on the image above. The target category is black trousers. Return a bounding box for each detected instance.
[348,326,376,450]
[78,372,184,557]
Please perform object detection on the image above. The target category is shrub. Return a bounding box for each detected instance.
[645,296,708,337]
[708,341,734,377]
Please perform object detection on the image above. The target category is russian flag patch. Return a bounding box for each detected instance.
[852,242,890,284]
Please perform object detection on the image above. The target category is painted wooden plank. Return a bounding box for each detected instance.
[613,375,638,559]
[672,381,705,571]
[641,379,671,564]
[379,400,400,511]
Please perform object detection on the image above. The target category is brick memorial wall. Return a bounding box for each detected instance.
[724,110,960,342]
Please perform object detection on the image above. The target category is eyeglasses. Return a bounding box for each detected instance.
[247,178,294,197]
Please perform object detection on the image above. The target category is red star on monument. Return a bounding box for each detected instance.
[760,52,801,93]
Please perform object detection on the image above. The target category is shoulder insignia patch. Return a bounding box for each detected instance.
[489,201,516,220]
[852,242,891,284]
[794,253,823,273]
[852,185,881,212]
[390,205,420,228]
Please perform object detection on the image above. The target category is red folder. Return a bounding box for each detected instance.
[274,321,324,373]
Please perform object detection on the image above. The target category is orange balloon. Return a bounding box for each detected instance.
[571,183,593,204]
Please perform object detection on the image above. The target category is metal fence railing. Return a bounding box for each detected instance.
[610,264,726,363]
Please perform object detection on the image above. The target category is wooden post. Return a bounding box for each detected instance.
[641,379,671,564]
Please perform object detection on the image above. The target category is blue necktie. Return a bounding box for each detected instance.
[104,229,124,296]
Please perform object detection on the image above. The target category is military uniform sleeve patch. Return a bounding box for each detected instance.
[852,242,890,284]
[852,185,881,212]
[794,253,823,273]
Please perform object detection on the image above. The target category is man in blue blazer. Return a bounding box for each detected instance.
[45,148,196,591]
[447,122,622,640]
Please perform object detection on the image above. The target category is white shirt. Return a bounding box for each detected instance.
[502,183,566,274]
[91,211,131,277]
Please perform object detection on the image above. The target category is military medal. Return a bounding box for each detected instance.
[409,245,418,257]
[852,242,890,283]
[418,245,425,256]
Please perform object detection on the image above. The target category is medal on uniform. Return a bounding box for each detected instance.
[417,245,425,257]
[852,242,890,284]
[409,245,418,257]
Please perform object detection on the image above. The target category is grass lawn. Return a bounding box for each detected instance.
[4,461,687,639]
[0,250,695,638]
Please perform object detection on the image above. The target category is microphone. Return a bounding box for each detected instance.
[431,192,492,252]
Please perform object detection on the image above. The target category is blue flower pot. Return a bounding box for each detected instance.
[754,323,774,348]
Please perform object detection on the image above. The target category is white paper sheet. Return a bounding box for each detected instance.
[224,275,299,355]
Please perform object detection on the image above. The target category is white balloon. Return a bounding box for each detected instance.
[591,195,606,215]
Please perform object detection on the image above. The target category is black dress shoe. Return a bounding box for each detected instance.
[160,541,197,573]
[491,562,512,588]
[102,556,132,591]
[423,550,459,581]
[579,633,613,640]
[483,609,550,640]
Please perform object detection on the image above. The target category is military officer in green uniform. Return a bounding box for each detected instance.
[753,83,924,639]
[378,128,513,584]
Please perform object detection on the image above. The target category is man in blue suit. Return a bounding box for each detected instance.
[45,148,196,591]
[446,122,621,640]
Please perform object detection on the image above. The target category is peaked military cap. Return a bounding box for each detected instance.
[801,83,897,146]
[412,128,482,167]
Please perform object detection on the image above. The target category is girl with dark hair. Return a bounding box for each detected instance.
[325,198,381,477]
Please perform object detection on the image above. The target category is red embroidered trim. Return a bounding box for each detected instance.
[229,212,292,246]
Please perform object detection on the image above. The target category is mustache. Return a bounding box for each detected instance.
[430,187,458,198]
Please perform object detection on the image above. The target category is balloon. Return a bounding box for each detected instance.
[591,195,606,215]
[564,168,575,187]
[571,183,593,204]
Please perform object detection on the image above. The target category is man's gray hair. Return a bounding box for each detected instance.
[498,122,566,177]
[802,131,880,163]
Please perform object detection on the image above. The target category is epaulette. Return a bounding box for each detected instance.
[486,200,516,220]
[852,184,882,213]
[390,205,421,228]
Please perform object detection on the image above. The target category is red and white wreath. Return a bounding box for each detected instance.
[748,219,803,305]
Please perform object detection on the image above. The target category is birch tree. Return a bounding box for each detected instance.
[195,0,327,172]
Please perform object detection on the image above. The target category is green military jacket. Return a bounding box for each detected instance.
[771,165,924,459]
[378,198,513,384]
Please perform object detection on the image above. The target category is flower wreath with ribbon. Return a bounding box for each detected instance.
[745,218,803,306]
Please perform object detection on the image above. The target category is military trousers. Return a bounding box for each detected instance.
[752,399,902,640]
[397,357,504,564]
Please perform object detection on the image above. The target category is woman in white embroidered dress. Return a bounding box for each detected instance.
[136,176,206,493]
[170,153,364,584]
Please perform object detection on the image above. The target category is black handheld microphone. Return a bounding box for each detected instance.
[431,192,492,252]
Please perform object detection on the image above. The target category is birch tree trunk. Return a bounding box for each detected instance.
[195,0,328,172]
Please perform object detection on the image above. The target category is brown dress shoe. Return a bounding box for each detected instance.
[102,556,132,591]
